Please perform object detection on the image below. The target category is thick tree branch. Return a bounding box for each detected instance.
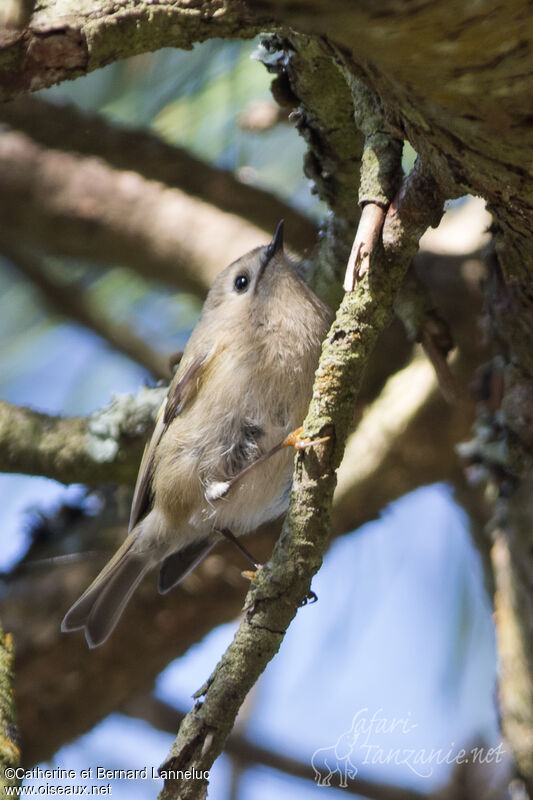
[1,240,171,380]
[0,388,165,485]
[0,1,263,101]
[158,161,446,799]
[0,97,317,256]
[0,129,272,296]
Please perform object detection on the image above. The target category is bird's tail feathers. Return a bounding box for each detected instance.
[61,536,153,648]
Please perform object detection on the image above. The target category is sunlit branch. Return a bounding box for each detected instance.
[0,388,165,486]
[0,98,316,256]
[0,129,272,297]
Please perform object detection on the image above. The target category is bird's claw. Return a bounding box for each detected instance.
[300,590,318,606]
[283,427,330,450]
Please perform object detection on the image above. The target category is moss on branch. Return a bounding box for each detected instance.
[0,625,19,793]
[0,387,166,486]
[0,1,263,101]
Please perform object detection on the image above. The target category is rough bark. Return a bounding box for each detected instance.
[0,1,262,100]
[0,388,165,486]
[0,624,20,793]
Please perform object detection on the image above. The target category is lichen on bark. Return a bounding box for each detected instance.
[0,625,20,793]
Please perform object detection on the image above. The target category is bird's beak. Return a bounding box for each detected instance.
[256,220,285,287]
[266,219,284,260]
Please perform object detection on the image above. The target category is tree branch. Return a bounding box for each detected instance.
[0,1,263,102]
[158,160,446,799]
[0,97,317,256]
[1,240,171,380]
[125,695,427,800]
[0,129,273,296]
[492,529,533,798]
[0,387,165,485]
[342,75,402,288]
[0,623,20,793]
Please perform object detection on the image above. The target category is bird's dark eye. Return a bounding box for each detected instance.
[234,274,249,293]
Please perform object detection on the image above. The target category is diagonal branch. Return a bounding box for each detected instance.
[0,98,317,256]
[125,695,427,800]
[1,240,171,380]
[0,129,272,296]
[158,161,446,799]
[5,344,481,766]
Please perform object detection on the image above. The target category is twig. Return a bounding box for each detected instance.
[342,78,403,290]
[344,203,386,290]
[158,159,445,800]
[1,240,171,380]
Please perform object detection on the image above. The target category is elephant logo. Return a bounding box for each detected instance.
[311,714,362,788]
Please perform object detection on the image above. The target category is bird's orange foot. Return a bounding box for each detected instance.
[282,426,330,450]
[241,567,263,581]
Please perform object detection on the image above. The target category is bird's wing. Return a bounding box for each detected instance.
[128,352,212,533]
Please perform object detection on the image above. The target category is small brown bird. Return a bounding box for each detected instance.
[62,222,332,647]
